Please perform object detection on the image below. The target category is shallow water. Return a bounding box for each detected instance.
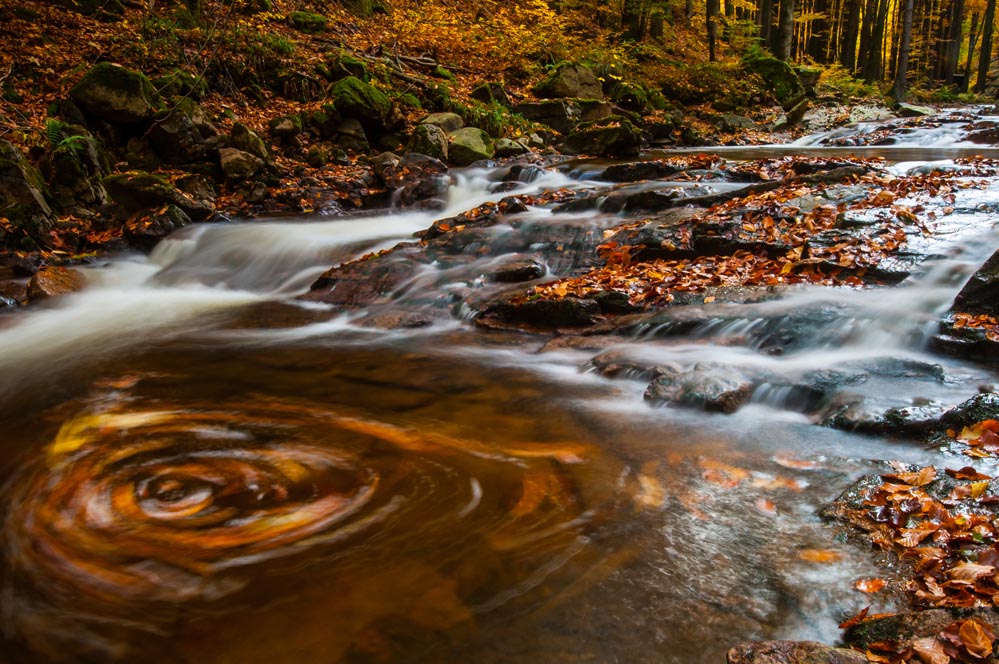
[3,115,999,662]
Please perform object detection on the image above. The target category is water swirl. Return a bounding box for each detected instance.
[3,391,607,660]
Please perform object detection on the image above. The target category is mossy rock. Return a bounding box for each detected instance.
[741,49,804,104]
[229,123,271,162]
[448,127,494,166]
[533,63,603,100]
[470,82,510,106]
[563,115,642,157]
[48,0,124,20]
[324,53,369,82]
[288,11,327,33]
[268,114,303,138]
[103,171,213,220]
[329,76,393,131]
[609,81,649,113]
[396,93,421,110]
[431,66,456,81]
[71,62,162,124]
[153,69,209,101]
[406,123,448,161]
[0,140,54,240]
[235,0,272,14]
[342,0,389,18]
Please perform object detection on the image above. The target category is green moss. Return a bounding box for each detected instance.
[288,10,327,33]
[741,46,804,103]
[396,93,421,110]
[70,62,162,123]
[431,66,456,81]
[325,53,369,82]
[330,76,392,128]
[153,69,209,100]
[235,0,272,14]
[342,0,389,18]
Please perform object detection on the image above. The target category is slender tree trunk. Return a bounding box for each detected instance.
[773,0,795,58]
[759,0,774,45]
[860,0,889,81]
[978,0,996,92]
[965,11,980,91]
[840,0,861,70]
[724,0,736,41]
[892,0,914,100]
[940,0,964,83]
[708,0,721,60]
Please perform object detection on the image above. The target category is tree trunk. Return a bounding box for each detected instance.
[892,0,914,101]
[773,0,795,58]
[977,0,996,92]
[840,0,861,70]
[759,0,774,45]
[708,0,721,60]
[965,11,980,91]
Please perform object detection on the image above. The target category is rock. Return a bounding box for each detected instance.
[940,392,999,430]
[486,297,602,328]
[951,248,999,316]
[70,62,162,124]
[843,610,999,652]
[27,266,86,301]
[608,81,649,113]
[333,118,370,154]
[514,100,581,134]
[330,76,395,132]
[471,82,511,106]
[124,204,191,252]
[785,98,810,126]
[268,114,303,138]
[727,641,865,664]
[563,116,643,157]
[103,171,214,221]
[0,139,54,241]
[533,63,604,100]
[599,160,682,182]
[494,138,529,158]
[381,153,449,209]
[41,123,110,212]
[715,114,759,132]
[147,99,219,164]
[488,259,545,283]
[230,123,271,162]
[0,280,27,304]
[742,50,804,106]
[152,69,208,101]
[895,102,935,118]
[218,147,264,181]
[420,112,464,133]
[288,10,326,33]
[644,363,758,413]
[406,123,449,161]
[449,128,495,166]
[794,67,822,91]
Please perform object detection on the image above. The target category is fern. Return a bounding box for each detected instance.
[44,119,71,148]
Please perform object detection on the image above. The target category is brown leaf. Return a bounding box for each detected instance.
[799,548,843,563]
[856,578,887,593]
[945,467,992,481]
[912,636,950,664]
[948,562,996,581]
[839,605,871,629]
[957,618,995,658]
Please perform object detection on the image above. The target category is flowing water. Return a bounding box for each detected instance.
[4,111,999,663]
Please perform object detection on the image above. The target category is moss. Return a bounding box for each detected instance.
[609,81,649,113]
[153,69,209,100]
[330,76,392,128]
[235,0,272,14]
[396,92,421,110]
[431,66,456,81]
[741,47,804,103]
[325,53,369,82]
[288,10,327,33]
[342,0,389,18]
[70,62,162,123]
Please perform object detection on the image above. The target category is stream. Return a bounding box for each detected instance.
[4,109,999,663]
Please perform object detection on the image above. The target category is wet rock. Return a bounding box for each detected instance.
[352,309,439,329]
[951,247,999,316]
[820,393,889,433]
[895,102,935,118]
[644,363,759,413]
[303,250,425,307]
[599,160,683,182]
[503,164,546,184]
[513,100,581,135]
[485,297,602,329]
[940,392,999,430]
[0,139,54,241]
[123,204,191,252]
[406,123,448,161]
[70,62,161,124]
[381,153,449,210]
[449,128,495,166]
[27,266,86,301]
[147,99,219,165]
[785,99,810,126]
[487,259,545,283]
[533,63,603,100]
[715,114,759,132]
[218,147,264,181]
[562,116,642,157]
[843,610,999,652]
[103,171,214,221]
[727,640,865,664]
[588,349,663,381]
[419,112,464,133]
[0,280,27,304]
[40,124,109,212]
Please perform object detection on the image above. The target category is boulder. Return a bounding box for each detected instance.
[103,171,214,220]
[333,118,370,154]
[27,266,86,301]
[448,128,495,166]
[218,148,264,181]
[644,363,757,413]
[488,297,602,328]
[488,259,545,283]
[951,248,999,316]
[124,204,191,252]
[381,153,449,210]
[41,123,110,211]
[406,123,448,161]
[533,63,604,100]
[715,114,759,132]
[0,140,54,241]
[288,10,326,33]
[147,99,219,164]
[70,62,162,124]
[562,116,643,157]
[471,82,511,106]
[230,123,271,162]
[742,51,804,107]
[269,114,303,138]
[895,102,935,118]
[330,76,394,132]
[420,112,464,133]
[513,100,581,134]
[494,138,529,158]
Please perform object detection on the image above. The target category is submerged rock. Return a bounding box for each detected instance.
[644,363,759,413]
[727,641,865,664]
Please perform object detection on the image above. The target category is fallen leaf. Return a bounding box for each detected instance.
[855,578,887,593]
[799,548,843,563]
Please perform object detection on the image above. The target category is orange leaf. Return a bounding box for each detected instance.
[799,548,843,563]
[855,578,886,593]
